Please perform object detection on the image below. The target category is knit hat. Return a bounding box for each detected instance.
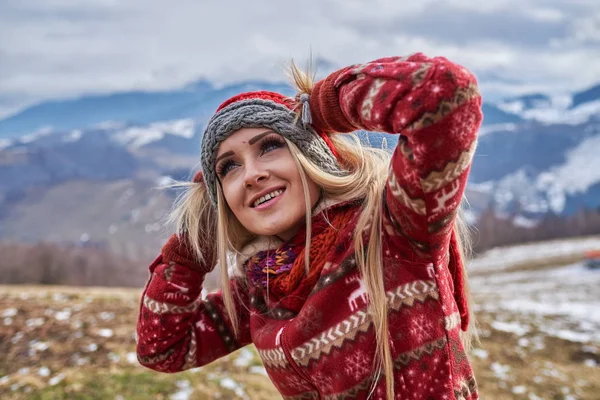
[201,91,342,205]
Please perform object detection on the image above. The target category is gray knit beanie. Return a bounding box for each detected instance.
[200,91,341,205]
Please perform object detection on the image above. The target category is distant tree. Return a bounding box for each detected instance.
[470,206,600,252]
[0,241,148,287]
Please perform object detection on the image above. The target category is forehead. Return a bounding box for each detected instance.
[216,127,275,156]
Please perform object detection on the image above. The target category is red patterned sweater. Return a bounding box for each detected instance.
[136,53,483,399]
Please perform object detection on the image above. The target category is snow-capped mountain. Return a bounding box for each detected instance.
[0,117,209,195]
[469,119,600,219]
[0,128,141,193]
[0,80,293,140]
[496,83,600,125]
[111,119,198,150]
[0,78,599,254]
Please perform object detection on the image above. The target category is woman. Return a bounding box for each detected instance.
[136,53,482,399]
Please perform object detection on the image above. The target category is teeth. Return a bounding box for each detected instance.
[253,189,283,207]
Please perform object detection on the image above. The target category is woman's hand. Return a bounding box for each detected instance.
[161,234,208,271]
[161,171,217,273]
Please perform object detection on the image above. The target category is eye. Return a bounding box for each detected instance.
[216,159,237,177]
[260,136,285,155]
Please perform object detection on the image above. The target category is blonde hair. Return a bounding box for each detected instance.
[166,62,476,399]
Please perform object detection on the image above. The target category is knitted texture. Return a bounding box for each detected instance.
[309,60,472,328]
[247,244,296,287]
[161,233,213,273]
[138,53,483,399]
[200,92,341,205]
[246,203,358,310]
[309,65,357,133]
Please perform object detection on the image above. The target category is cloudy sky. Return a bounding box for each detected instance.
[1,0,599,118]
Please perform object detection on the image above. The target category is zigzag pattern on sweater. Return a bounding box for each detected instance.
[292,280,438,367]
[143,294,202,315]
[406,83,479,132]
[292,310,370,367]
[257,348,288,369]
[182,328,197,369]
[259,279,439,370]
[137,347,174,366]
[387,168,427,215]
[427,208,457,234]
[394,336,447,367]
[204,300,238,352]
[421,140,477,193]
[412,62,433,86]
[454,376,478,400]
[360,78,386,122]
[387,279,438,310]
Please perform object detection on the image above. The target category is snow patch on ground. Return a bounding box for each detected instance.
[473,261,600,343]
[170,380,193,400]
[470,236,600,272]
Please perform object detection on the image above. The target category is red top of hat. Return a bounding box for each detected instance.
[216,91,295,112]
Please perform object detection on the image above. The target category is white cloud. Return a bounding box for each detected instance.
[525,7,564,23]
[0,0,599,118]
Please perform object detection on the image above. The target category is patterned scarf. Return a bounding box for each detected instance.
[245,202,359,312]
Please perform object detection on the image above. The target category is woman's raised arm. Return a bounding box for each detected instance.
[310,53,482,262]
[136,235,252,372]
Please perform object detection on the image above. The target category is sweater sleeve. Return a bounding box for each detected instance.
[136,255,252,372]
[331,53,482,264]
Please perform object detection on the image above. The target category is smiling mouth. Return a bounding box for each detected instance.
[252,189,285,208]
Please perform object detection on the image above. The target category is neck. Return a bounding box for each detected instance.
[233,196,346,273]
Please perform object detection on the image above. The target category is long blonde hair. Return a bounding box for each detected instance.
[167,63,476,399]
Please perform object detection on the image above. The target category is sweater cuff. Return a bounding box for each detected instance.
[310,67,356,134]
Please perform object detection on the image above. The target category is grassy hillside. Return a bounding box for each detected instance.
[1,237,599,399]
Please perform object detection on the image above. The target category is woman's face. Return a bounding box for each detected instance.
[215,127,321,241]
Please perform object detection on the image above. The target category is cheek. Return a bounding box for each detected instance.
[221,182,243,213]
[283,162,320,207]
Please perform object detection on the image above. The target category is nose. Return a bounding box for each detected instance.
[243,161,269,188]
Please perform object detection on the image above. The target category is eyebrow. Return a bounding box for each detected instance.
[216,151,234,163]
[249,130,275,145]
[216,131,276,162]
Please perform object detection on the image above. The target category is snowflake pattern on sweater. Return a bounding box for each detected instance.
[136,53,482,399]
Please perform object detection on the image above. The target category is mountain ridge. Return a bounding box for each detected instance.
[1,78,599,258]
[6,77,599,140]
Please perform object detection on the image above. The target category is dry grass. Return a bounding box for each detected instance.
[470,315,599,399]
[0,285,281,399]
[1,251,599,400]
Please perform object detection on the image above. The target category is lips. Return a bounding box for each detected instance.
[252,188,285,208]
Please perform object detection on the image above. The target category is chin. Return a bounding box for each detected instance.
[255,223,291,237]
[253,217,303,240]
